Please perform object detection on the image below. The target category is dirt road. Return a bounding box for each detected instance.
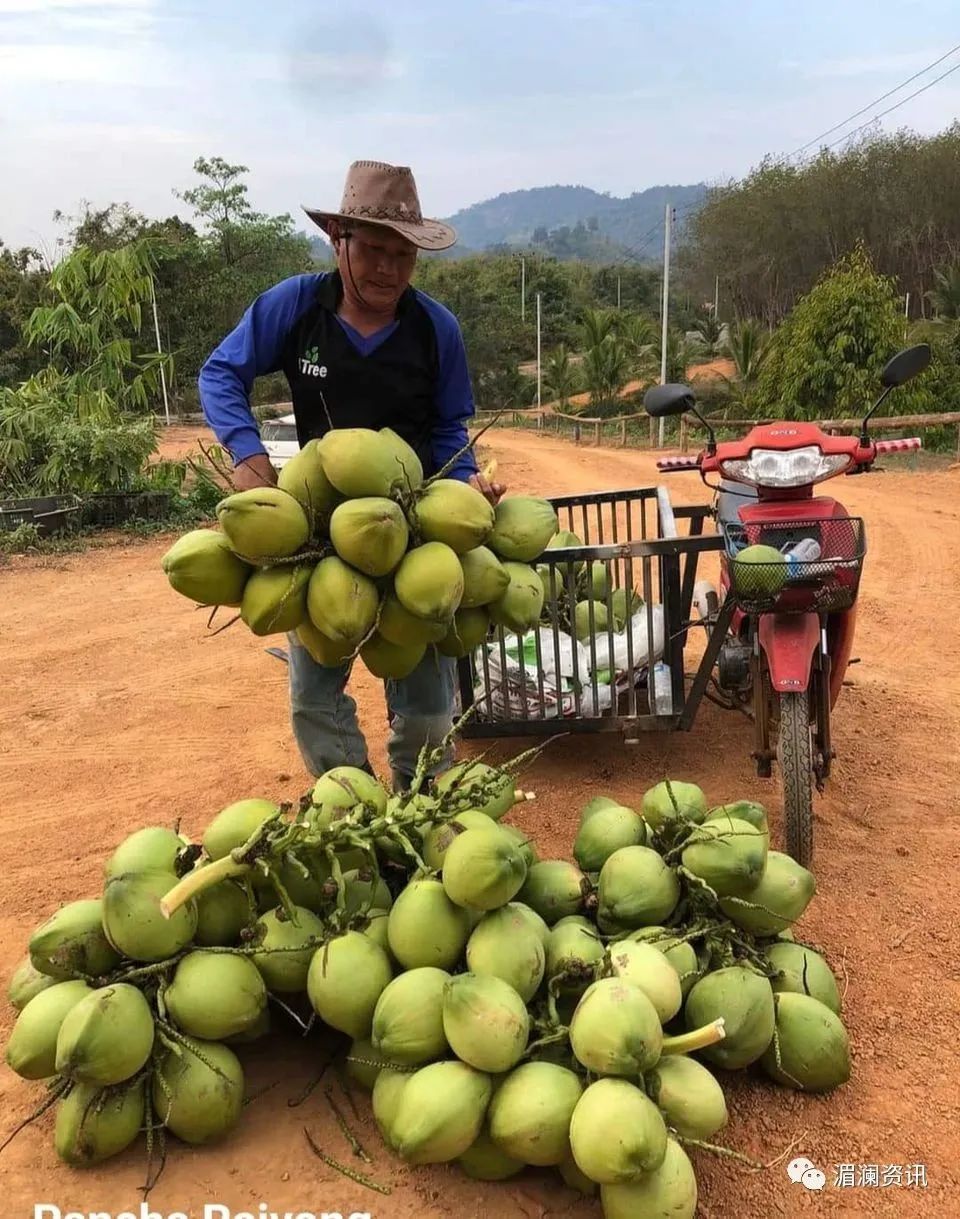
[1,427,959,1218]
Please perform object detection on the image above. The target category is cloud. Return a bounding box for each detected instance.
[0,0,152,10]
[0,41,150,83]
[29,120,194,145]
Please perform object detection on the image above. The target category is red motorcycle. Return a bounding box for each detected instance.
[643,343,930,865]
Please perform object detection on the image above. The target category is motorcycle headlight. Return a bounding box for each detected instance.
[720,446,850,488]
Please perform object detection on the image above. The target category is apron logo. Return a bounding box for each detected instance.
[299,346,328,378]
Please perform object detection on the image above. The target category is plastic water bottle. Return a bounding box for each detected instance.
[650,662,674,716]
[782,537,821,579]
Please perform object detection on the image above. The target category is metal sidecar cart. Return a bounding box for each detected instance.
[455,485,730,743]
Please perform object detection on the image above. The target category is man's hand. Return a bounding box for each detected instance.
[232,454,278,491]
[469,471,506,505]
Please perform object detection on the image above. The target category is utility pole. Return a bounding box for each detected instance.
[536,292,542,409]
[150,274,171,426]
[658,202,673,447]
[521,256,526,323]
[714,274,719,317]
[617,275,621,309]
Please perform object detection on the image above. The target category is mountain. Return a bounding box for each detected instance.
[441,182,708,258]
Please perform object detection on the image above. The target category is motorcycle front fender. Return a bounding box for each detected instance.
[758,613,820,693]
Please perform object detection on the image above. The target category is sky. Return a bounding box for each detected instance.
[2,0,960,254]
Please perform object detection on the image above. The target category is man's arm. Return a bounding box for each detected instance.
[198,274,322,487]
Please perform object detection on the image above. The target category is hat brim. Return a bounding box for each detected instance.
[302,207,457,251]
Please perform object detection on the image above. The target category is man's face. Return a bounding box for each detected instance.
[335,221,418,310]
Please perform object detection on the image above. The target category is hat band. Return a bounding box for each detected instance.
[341,203,425,224]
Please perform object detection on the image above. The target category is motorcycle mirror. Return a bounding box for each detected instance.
[880,343,931,388]
[643,383,696,418]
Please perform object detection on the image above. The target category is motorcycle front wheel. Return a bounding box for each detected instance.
[777,690,814,867]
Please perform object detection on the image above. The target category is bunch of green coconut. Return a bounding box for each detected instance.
[3,761,850,1219]
[160,426,560,675]
[536,529,643,644]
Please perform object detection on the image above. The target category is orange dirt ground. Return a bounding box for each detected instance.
[1,426,959,1218]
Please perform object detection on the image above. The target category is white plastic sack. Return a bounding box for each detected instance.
[588,605,665,675]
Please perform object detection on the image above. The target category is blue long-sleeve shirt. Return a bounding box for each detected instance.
[198,271,478,481]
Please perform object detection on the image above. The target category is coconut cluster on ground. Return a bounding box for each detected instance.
[3,753,850,1217]
[160,427,561,677]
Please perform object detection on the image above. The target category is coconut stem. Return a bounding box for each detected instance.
[160,854,249,917]
[676,1134,765,1170]
[324,1086,372,1163]
[661,1017,726,1056]
[303,1128,392,1196]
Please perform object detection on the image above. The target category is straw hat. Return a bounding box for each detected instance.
[303,160,457,251]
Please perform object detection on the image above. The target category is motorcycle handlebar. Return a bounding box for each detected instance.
[657,457,700,471]
[873,437,922,454]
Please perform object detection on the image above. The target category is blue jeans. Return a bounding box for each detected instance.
[287,633,458,786]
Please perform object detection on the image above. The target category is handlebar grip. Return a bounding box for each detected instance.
[657,457,700,471]
[874,437,922,454]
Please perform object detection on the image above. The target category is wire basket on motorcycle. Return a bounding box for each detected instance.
[721,516,867,615]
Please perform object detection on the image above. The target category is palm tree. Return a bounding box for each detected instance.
[582,336,630,411]
[718,318,770,411]
[694,312,723,354]
[619,314,659,381]
[580,306,618,350]
[926,265,960,320]
[543,344,580,409]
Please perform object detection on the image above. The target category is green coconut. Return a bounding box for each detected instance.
[239,562,312,635]
[519,860,592,925]
[329,496,410,577]
[345,1037,390,1091]
[488,1061,583,1166]
[104,826,186,882]
[442,826,528,911]
[681,818,768,898]
[223,1006,271,1046]
[379,427,424,490]
[6,956,59,1011]
[545,529,586,575]
[489,561,545,633]
[360,633,426,680]
[641,780,708,829]
[442,973,530,1073]
[684,966,775,1070]
[607,939,683,1023]
[370,967,449,1066]
[387,878,472,970]
[5,980,92,1079]
[194,878,252,947]
[628,927,701,998]
[644,1054,728,1140]
[253,849,332,915]
[574,804,647,872]
[423,809,499,871]
[358,909,391,954]
[459,546,511,608]
[372,1066,410,1148]
[434,761,517,820]
[584,560,610,600]
[508,900,550,946]
[598,846,680,928]
[414,479,496,553]
[312,766,388,819]
[611,586,641,629]
[569,1078,668,1184]
[458,1130,525,1180]
[570,978,663,1075]
[319,427,401,497]
[152,1038,244,1144]
[391,1060,493,1165]
[307,930,394,1040]
[766,942,842,1015]
[251,905,325,993]
[54,1078,144,1167]
[544,917,604,994]
[719,850,816,936]
[295,618,355,666]
[499,824,539,870]
[216,486,310,560]
[559,1154,598,1195]
[488,496,559,562]
[306,555,380,645]
[161,528,252,606]
[29,899,121,981]
[102,869,197,963]
[56,984,155,1085]
[574,599,610,643]
[276,437,340,529]
[600,1137,698,1219]
[341,869,393,917]
[379,593,450,647]
[466,906,545,1002]
[578,795,622,823]
[394,541,465,623]
[165,951,267,1041]
[436,607,490,658]
[733,544,787,599]
[705,800,769,833]
[760,992,851,1092]
[202,797,281,861]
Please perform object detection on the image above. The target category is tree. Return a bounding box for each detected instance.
[753,244,930,420]
[926,265,960,320]
[719,319,771,407]
[543,345,580,408]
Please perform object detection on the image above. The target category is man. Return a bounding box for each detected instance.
[198,160,505,792]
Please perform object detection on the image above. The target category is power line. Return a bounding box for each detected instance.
[790,40,960,158]
[821,57,960,151]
